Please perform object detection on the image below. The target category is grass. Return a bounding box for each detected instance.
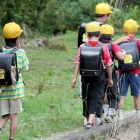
[0,31,139,139]
[106,117,140,140]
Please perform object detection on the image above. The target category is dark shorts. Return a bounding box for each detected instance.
[81,73,105,118]
[119,73,140,96]
[104,68,120,110]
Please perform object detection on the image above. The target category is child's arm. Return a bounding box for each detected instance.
[115,49,126,60]
[112,43,126,60]
[113,36,130,45]
[71,63,80,88]
[106,65,113,87]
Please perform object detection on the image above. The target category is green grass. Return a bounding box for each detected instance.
[0,31,138,139]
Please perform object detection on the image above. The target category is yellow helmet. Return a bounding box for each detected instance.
[96,3,113,14]
[123,19,139,33]
[85,22,101,33]
[3,22,23,38]
[101,24,114,35]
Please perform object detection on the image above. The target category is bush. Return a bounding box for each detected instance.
[108,5,140,34]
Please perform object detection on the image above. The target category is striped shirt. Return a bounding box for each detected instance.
[0,46,29,99]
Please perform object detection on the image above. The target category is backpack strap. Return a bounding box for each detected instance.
[131,38,138,42]
[95,42,103,47]
[8,48,19,54]
[0,47,3,53]
[85,42,103,47]
[85,42,91,47]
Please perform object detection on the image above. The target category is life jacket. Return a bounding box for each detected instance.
[0,47,19,86]
[78,21,103,48]
[80,42,103,76]
[118,39,139,70]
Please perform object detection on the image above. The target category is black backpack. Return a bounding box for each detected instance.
[80,42,103,76]
[0,47,19,85]
[100,41,115,61]
[118,39,139,70]
[78,23,87,48]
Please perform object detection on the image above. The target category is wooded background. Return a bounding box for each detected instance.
[0,0,140,35]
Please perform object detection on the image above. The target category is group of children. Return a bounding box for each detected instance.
[71,3,140,129]
[0,3,140,140]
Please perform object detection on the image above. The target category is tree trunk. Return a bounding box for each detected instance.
[21,23,32,38]
[37,0,45,29]
[0,0,7,25]
[119,0,125,8]
[110,0,113,5]
[114,0,119,8]
[114,0,125,9]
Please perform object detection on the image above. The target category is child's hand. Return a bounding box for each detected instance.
[120,36,130,43]
[107,79,113,87]
[71,79,77,88]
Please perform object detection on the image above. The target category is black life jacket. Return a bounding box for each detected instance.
[118,39,139,70]
[0,47,19,85]
[78,21,103,48]
[80,42,103,76]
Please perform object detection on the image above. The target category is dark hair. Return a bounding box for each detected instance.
[95,13,110,18]
[87,31,100,37]
[99,34,112,41]
[5,37,18,46]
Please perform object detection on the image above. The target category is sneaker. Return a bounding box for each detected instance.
[92,120,103,128]
[79,94,82,98]
[104,115,114,123]
[136,110,140,118]
[96,119,103,125]
[84,118,87,126]
[85,123,92,129]
[118,112,123,120]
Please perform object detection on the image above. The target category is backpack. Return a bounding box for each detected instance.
[100,41,115,60]
[0,47,19,86]
[80,42,103,76]
[78,23,87,48]
[100,41,116,71]
[118,39,139,70]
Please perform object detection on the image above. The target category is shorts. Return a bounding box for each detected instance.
[106,79,120,110]
[104,69,120,110]
[0,98,23,116]
[119,73,140,96]
[82,72,105,117]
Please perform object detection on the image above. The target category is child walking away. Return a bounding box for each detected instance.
[118,19,140,120]
[78,2,113,49]
[78,2,113,124]
[98,24,126,123]
[71,22,113,129]
[0,22,29,140]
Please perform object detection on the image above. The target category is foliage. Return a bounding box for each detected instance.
[123,0,140,7]
[0,0,140,34]
[108,5,140,34]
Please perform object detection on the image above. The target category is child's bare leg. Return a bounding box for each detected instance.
[118,96,126,109]
[0,114,10,129]
[10,113,18,139]
[87,114,95,124]
[134,95,140,109]
[118,96,126,120]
